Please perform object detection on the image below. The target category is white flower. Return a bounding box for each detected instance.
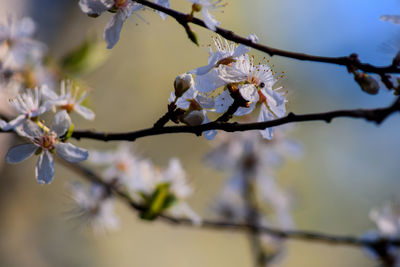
[217,54,287,139]
[89,143,137,183]
[69,182,120,233]
[192,34,259,77]
[187,0,224,31]
[78,0,144,49]
[0,86,49,131]
[363,201,400,264]
[5,111,88,184]
[370,202,400,237]
[104,1,144,49]
[43,80,95,120]
[380,15,400,25]
[0,17,46,69]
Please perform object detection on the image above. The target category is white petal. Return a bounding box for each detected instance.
[202,114,217,140]
[239,84,259,102]
[79,0,113,16]
[51,110,71,137]
[104,11,127,49]
[17,17,36,38]
[195,69,226,93]
[215,90,234,113]
[232,34,259,58]
[202,9,220,31]
[56,142,88,163]
[41,84,59,101]
[6,143,38,164]
[262,88,286,117]
[0,120,6,129]
[217,65,248,84]
[20,120,42,138]
[196,94,215,109]
[75,105,95,120]
[35,151,55,184]
[154,0,170,20]
[258,104,274,140]
[191,64,214,76]
[380,15,400,24]
[1,114,26,131]
[234,102,256,116]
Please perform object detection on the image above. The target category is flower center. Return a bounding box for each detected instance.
[248,76,260,87]
[38,132,57,150]
[115,0,127,8]
[116,161,127,172]
[61,103,75,113]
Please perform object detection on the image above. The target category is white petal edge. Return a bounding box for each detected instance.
[6,143,38,164]
[56,142,89,163]
[35,151,55,184]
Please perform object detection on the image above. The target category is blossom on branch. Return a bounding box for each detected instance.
[5,111,88,184]
[0,86,49,131]
[43,80,95,120]
[188,0,225,31]
[363,201,400,265]
[69,181,120,233]
[0,17,46,69]
[79,0,144,49]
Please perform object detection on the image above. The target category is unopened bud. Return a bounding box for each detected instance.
[174,73,194,98]
[182,110,205,126]
[354,72,380,95]
[192,3,202,12]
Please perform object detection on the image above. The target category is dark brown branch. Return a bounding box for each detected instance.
[71,97,400,142]
[133,0,400,75]
[63,161,400,249]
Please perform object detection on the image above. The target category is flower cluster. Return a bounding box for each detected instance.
[89,143,201,224]
[2,81,94,184]
[78,0,227,48]
[0,17,55,95]
[204,127,301,262]
[167,35,288,140]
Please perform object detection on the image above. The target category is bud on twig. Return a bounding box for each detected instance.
[174,73,194,98]
[182,110,205,126]
[354,72,380,95]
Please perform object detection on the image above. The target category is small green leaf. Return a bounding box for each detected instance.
[140,183,176,220]
[61,36,109,76]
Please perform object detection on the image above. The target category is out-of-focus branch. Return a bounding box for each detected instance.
[64,161,400,250]
[133,0,400,75]
[71,97,400,142]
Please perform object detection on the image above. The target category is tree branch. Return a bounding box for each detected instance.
[133,0,400,75]
[63,160,400,250]
[71,97,400,142]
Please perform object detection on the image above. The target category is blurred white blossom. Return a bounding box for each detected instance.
[43,80,95,120]
[69,182,120,233]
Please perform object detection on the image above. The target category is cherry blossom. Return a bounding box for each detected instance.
[5,111,88,184]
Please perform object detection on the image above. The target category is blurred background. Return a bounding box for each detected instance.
[0,0,400,266]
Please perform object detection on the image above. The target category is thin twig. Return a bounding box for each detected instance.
[71,97,400,142]
[63,161,400,249]
[133,0,400,75]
